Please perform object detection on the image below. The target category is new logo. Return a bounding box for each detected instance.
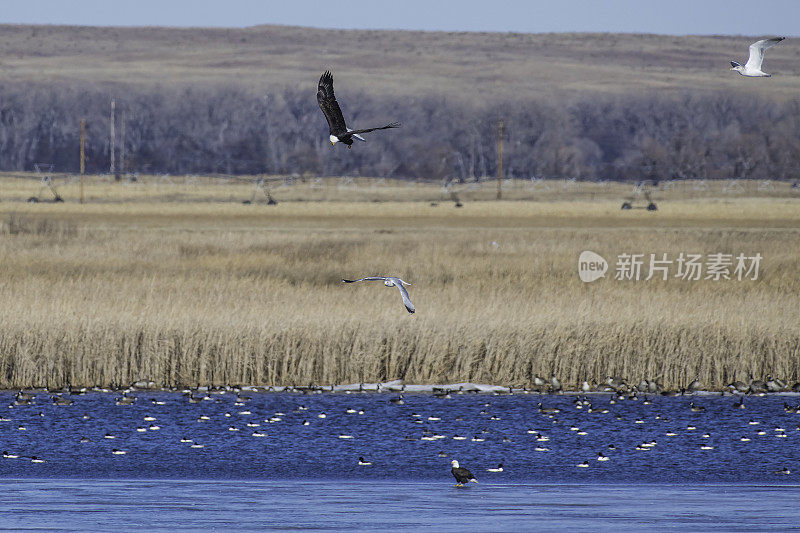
[578,251,608,282]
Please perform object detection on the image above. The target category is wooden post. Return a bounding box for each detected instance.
[120,110,126,176]
[497,119,503,200]
[110,99,116,179]
[80,118,86,204]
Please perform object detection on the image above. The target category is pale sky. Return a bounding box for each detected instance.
[1,0,798,36]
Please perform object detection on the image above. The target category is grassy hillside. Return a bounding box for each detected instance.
[1,24,799,101]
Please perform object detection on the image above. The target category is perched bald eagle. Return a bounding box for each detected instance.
[316,71,400,148]
[450,460,478,486]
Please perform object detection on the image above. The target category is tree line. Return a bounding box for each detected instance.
[0,82,798,181]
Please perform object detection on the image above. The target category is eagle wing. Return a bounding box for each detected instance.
[452,466,475,482]
[347,122,401,135]
[317,71,348,137]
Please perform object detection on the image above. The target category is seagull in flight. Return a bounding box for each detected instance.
[730,37,785,77]
[342,277,415,314]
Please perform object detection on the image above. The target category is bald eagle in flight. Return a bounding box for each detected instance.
[317,71,400,148]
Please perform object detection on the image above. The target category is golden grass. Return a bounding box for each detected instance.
[1,179,799,390]
[5,173,800,206]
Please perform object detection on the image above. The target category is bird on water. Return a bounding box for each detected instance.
[450,460,478,487]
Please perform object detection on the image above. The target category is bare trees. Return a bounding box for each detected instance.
[0,81,797,181]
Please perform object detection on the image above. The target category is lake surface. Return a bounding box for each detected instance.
[2,480,800,531]
[1,390,799,529]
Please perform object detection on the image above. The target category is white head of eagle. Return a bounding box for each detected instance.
[329,134,338,146]
[451,460,459,468]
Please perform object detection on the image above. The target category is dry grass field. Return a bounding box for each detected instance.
[1,24,799,101]
[4,173,800,205]
[1,175,798,390]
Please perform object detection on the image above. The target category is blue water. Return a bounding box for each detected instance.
[2,480,799,531]
[2,391,799,530]
[1,391,798,481]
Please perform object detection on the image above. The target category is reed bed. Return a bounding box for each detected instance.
[0,194,798,390]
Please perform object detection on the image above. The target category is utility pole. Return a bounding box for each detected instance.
[110,99,116,179]
[497,118,503,200]
[80,119,86,204]
[120,110,126,176]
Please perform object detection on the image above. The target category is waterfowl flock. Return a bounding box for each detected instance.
[1,380,798,483]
